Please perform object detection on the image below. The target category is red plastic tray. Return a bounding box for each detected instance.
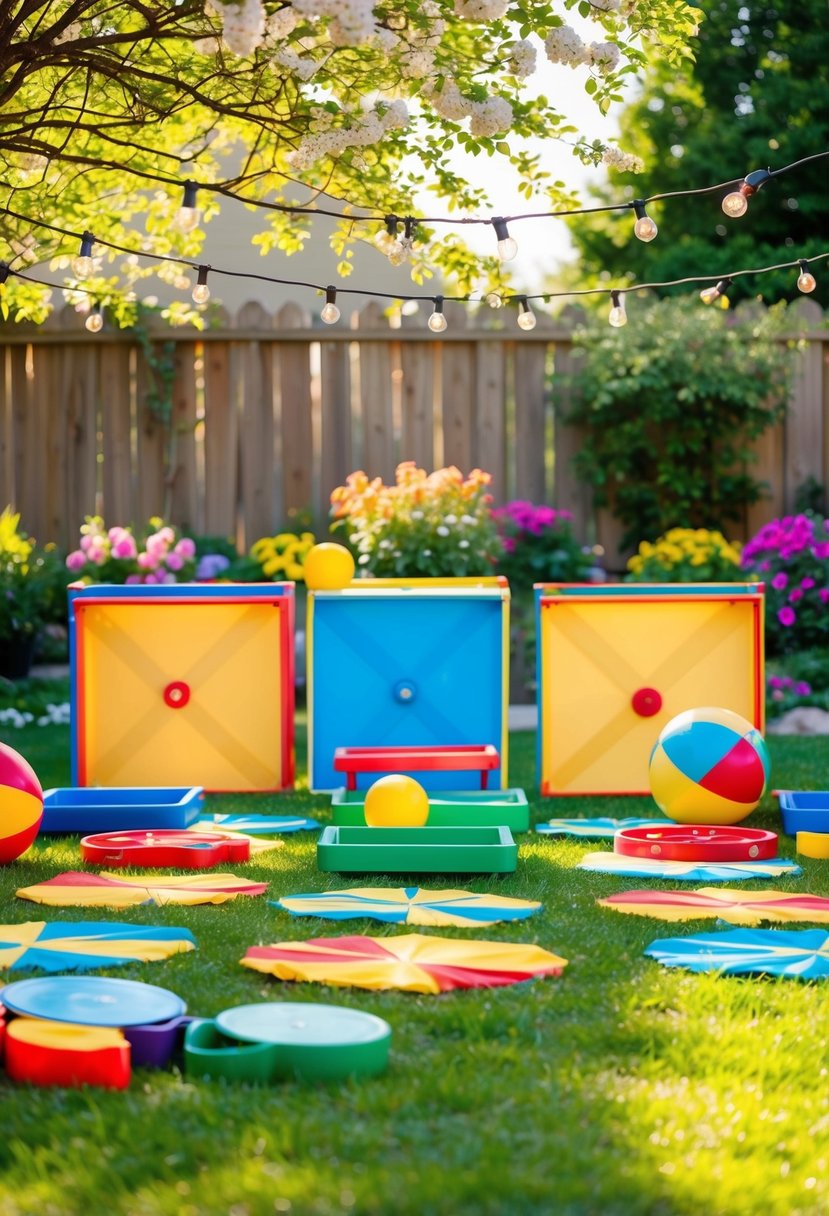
[79,829,251,868]
[614,824,779,863]
[333,745,500,791]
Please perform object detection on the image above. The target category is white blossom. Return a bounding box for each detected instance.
[424,78,471,121]
[545,26,589,66]
[292,0,377,45]
[505,38,537,78]
[265,8,299,40]
[469,96,513,137]
[587,40,622,73]
[399,47,437,77]
[54,21,82,44]
[590,0,621,10]
[602,144,644,172]
[216,0,265,56]
[454,0,509,19]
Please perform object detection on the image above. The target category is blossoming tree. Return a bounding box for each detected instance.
[1,0,699,321]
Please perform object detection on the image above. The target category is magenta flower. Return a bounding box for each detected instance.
[801,576,816,590]
[789,588,803,602]
[821,588,829,605]
[795,681,812,697]
[174,537,196,559]
[771,572,788,590]
[65,549,86,572]
[165,552,184,572]
[778,606,796,627]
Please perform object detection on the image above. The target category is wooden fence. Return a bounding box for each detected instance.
[1,296,827,569]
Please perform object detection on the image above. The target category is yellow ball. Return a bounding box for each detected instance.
[364,775,430,828]
[303,543,355,591]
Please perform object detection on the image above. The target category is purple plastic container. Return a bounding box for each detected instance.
[125,1015,193,1068]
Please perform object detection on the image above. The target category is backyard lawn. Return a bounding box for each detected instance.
[1,716,828,1216]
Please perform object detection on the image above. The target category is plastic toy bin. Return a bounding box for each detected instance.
[69,582,295,792]
[330,788,530,831]
[307,579,510,793]
[778,792,829,835]
[317,824,518,874]
[535,582,764,796]
[41,787,203,833]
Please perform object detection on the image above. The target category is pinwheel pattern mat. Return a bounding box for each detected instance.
[274,887,542,928]
[241,933,567,994]
[0,921,196,972]
[644,927,829,978]
[536,818,674,839]
[16,871,268,908]
[599,887,829,925]
[578,852,801,882]
[196,814,321,834]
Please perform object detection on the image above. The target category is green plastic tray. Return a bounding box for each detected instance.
[183,1005,391,1083]
[330,788,530,832]
[317,824,518,874]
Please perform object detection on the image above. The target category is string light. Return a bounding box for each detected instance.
[632,200,658,243]
[388,217,416,266]
[608,291,627,328]
[176,180,201,233]
[517,296,537,330]
[374,215,399,255]
[84,303,104,333]
[699,277,732,306]
[493,217,518,262]
[71,231,95,278]
[797,259,817,294]
[721,168,774,218]
[486,292,503,309]
[191,265,211,303]
[427,295,447,333]
[320,285,340,324]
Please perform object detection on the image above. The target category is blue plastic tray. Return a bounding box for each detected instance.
[40,787,203,833]
[778,791,829,836]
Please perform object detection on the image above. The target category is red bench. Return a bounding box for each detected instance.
[333,744,500,791]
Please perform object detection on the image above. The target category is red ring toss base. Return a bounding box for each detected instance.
[614,824,778,862]
[79,829,251,868]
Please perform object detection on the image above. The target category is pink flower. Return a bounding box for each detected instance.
[174,537,196,559]
[137,551,156,570]
[145,534,169,560]
[789,588,803,602]
[778,606,796,627]
[66,549,86,572]
[86,538,108,565]
[801,577,816,590]
[124,574,142,585]
[165,552,184,572]
[771,572,788,591]
[111,535,137,560]
[820,589,829,605]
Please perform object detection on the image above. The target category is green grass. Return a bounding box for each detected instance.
[2,722,829,1216]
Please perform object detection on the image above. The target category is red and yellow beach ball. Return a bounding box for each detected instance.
[649,707,769,825]
[0,741,44,862]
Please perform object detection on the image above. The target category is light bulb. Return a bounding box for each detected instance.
[486,292,503,309]
[375,216,399,255]
[608,290,627,328]
[321,286,340,324]
[72,230,95,278]
[721,189,749,218]
[191,265,210,303]
[428,297,447,333]
[517,298,537,331]
[85,306,103,333]
[632,201,657,242]
[493,217,517,262]
[388,237,412,266]
[700,278,731,306]
[176,181,201,233]
[797,261,817,293]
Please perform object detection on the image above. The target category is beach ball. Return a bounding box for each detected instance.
[364,775,430,828]
[649,707,769,825]
[303,543,355,591]
[0,741,44,862]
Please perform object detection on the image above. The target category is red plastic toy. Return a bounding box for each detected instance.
[614,824,778,863]
[333,745,500,791]
[4,1018,131,1089]
[79,829,251,868]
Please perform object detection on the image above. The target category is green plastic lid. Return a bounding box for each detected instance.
[215,1003,392,1081]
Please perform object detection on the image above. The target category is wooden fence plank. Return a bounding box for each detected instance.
[9,344,31,523]
[100,341,135,529]
[441,303,475,474]
[202,307,237,536]
[399,306,436,472]
[513,321,551,505]
[319,337,352,517]
[355,302,395,479]
[236,303,276,546]
[551,328,592,544]
[277,301,313,521]
[168,339,200,534]
[474,339,506,498]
